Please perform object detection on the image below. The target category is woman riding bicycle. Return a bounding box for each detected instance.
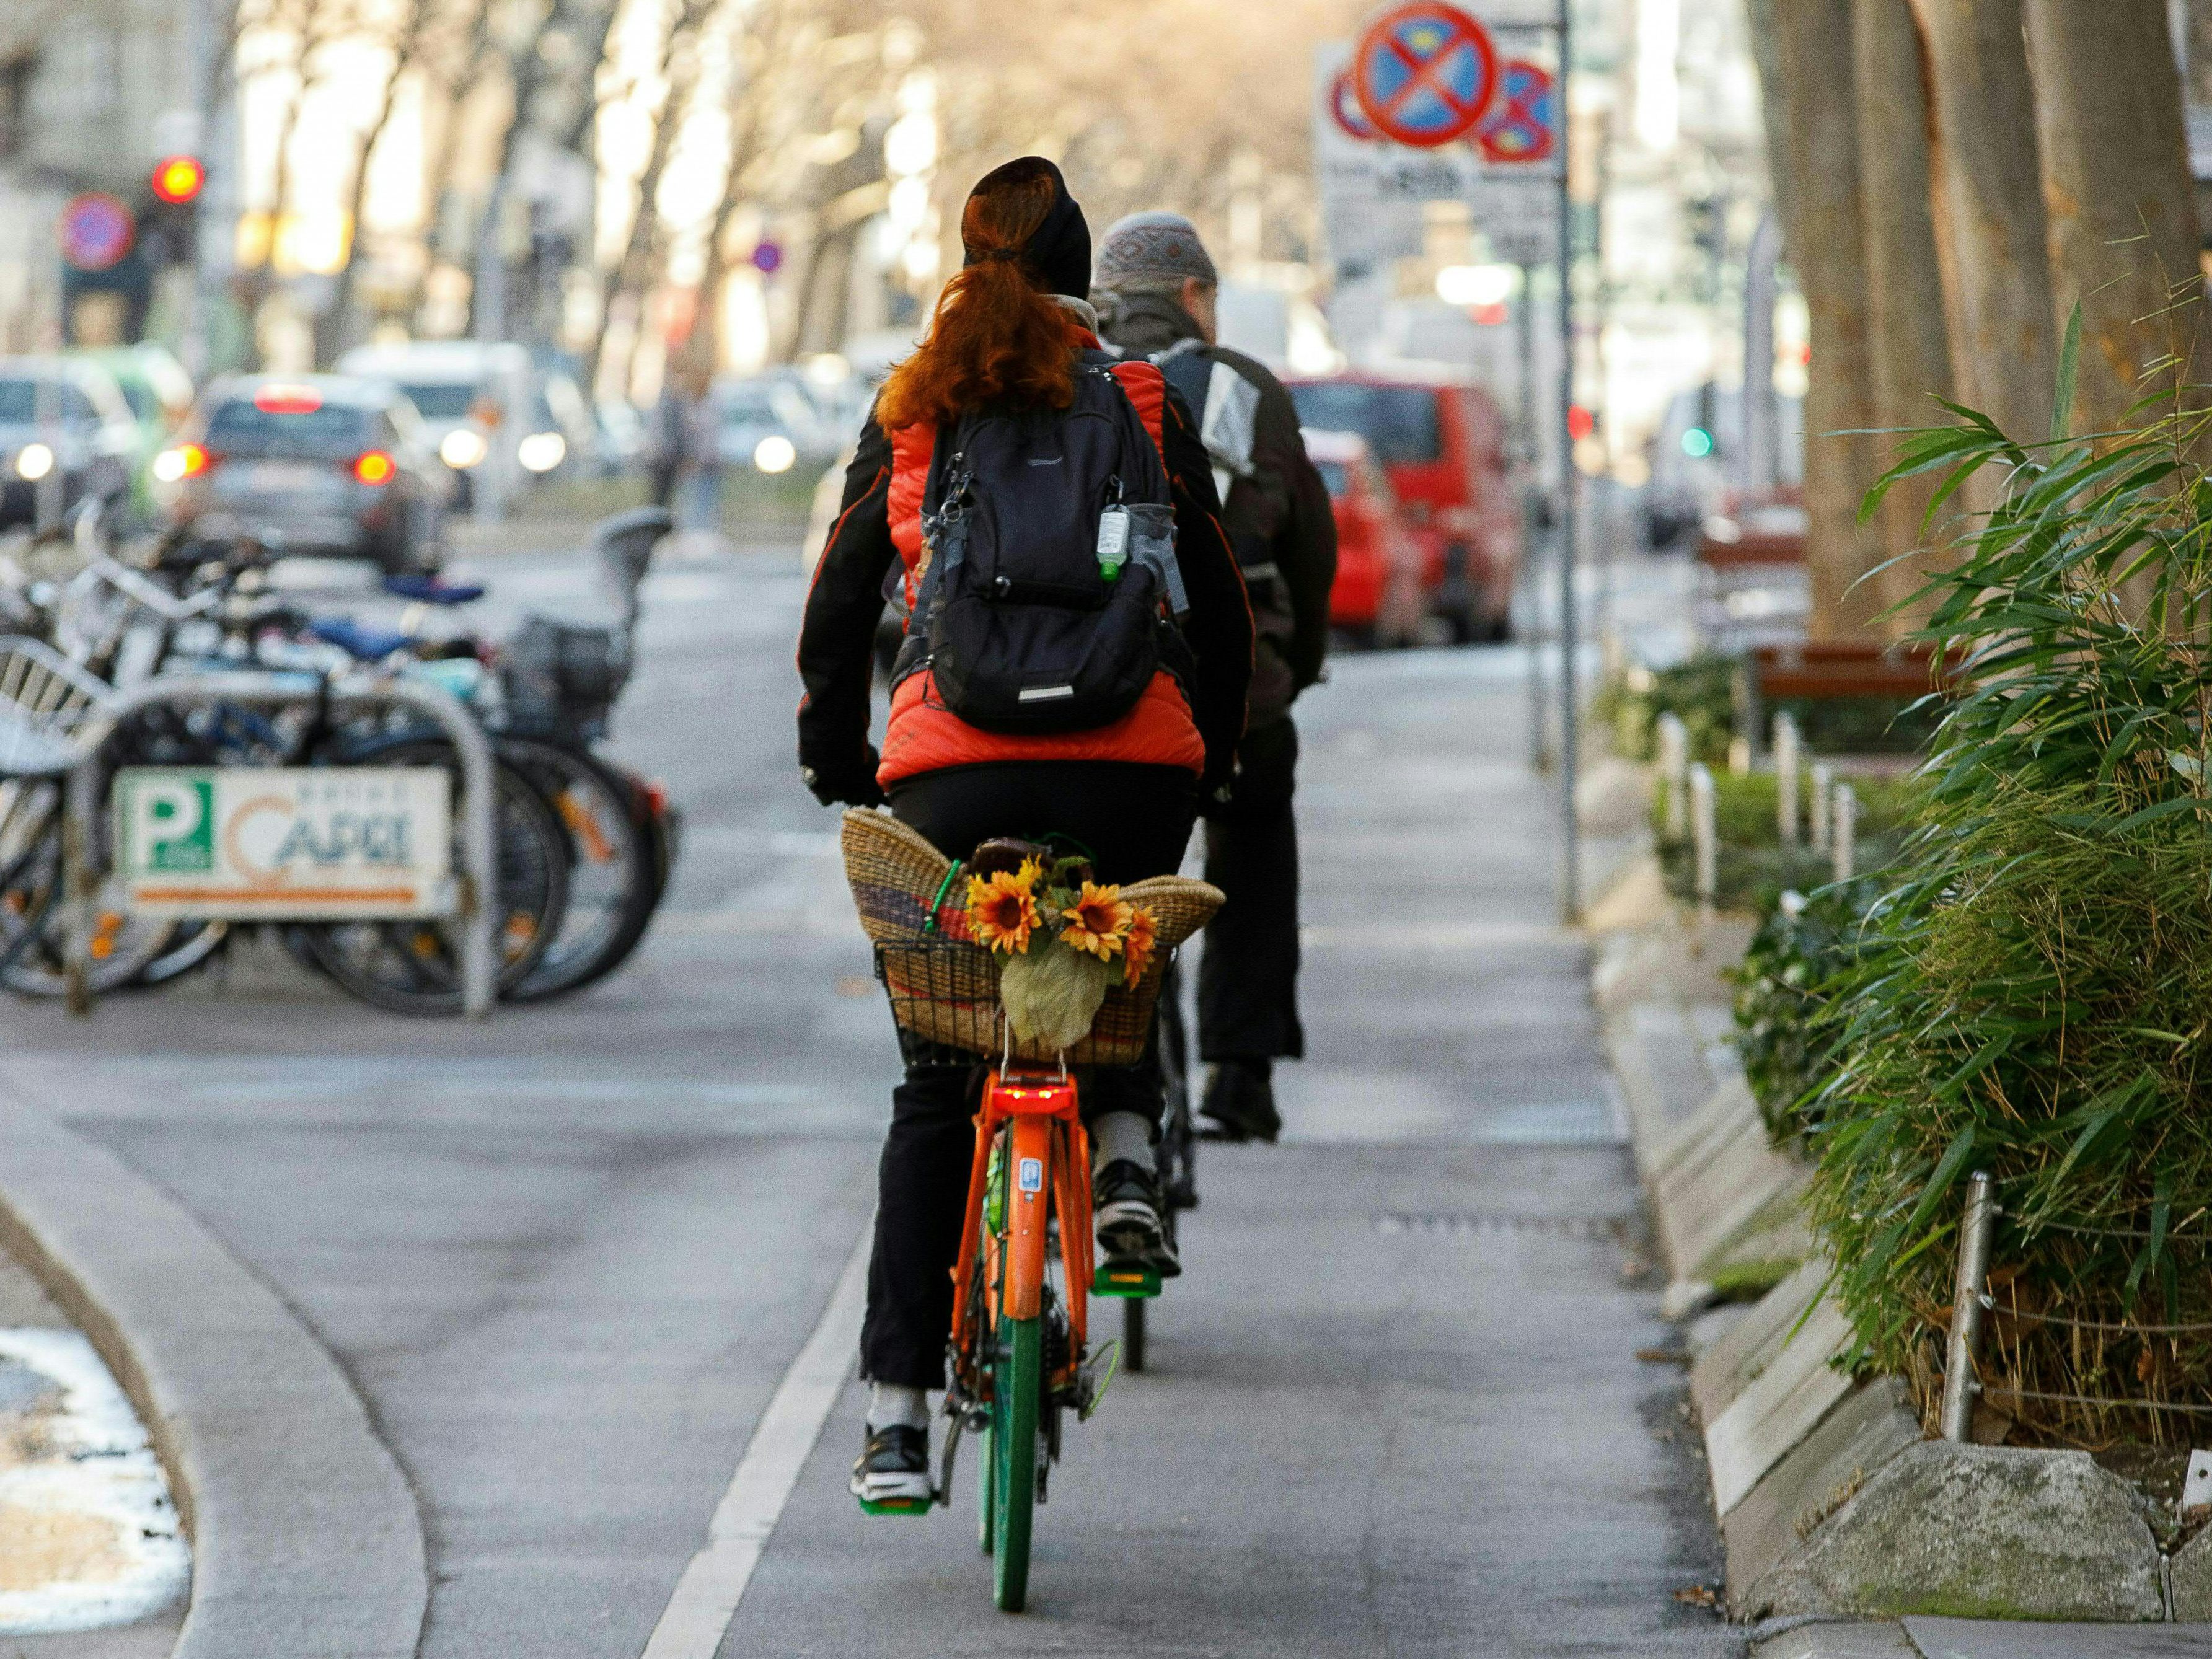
[796,156,1252,1507]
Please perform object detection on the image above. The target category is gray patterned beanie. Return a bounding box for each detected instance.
[1093,211,1219,293]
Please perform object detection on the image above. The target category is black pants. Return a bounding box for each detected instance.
[861,762,1199,1388]
[1198,716,1304,1062]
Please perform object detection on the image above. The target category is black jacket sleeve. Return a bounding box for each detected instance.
[1254,378,1338,692]
[1158,384,1254,793]
[793,417,896,806]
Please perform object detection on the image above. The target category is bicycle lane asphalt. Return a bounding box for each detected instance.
[716,646,1733,1658]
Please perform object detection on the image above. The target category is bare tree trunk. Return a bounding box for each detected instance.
[584,0,714,395]
[1851,0,1952,626]
[1907,0,2055,444]
[1776,0,1880,640]
[324,1,427,363]
[2024,0,2201,438]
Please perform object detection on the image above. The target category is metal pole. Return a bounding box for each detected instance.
[1941,1170,1998,1443]
[1831,781,1857,882]
[1555,0,1580,922]
[1773,710,1800,848]
[1688,762,1716,919]
[1743,209,1780,497]
[1655,711,1688,840]
[60,673,498,1018]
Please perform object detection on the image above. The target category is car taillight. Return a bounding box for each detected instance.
[644,778,671,818]
[152,442,209,483]
[353,450,395,485]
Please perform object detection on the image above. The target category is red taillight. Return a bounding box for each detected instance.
[178,442,208,478]
[254,383,323,414]
[644,778,671,817]
[353,450,395,485]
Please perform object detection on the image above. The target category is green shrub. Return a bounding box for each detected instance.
[1809,325,2212,1444]
[1732,879,1887,1145]
[1600,654,1739,763]
[1652,768,1910,912]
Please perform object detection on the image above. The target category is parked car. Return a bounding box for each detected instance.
[713,371,841,474]
[154,374,451,574]
[0,356,141,529]
[1304,428,1427,648]
[335,340,537,508]
[1285,367,1519,641]
[76,343,196,518]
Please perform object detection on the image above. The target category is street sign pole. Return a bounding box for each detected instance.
[1554,0,1579,923]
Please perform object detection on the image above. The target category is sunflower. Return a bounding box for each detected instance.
[1121,907,1158,987]
[966,866,1041,954]
[1059,881,1133,960]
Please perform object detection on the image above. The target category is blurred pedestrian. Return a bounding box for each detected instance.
[1095,211,1337,1143]
[646,366,708,512]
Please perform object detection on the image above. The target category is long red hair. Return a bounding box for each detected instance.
[875,162,1078,431]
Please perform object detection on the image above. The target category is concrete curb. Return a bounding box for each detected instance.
[0,1079,428,1659]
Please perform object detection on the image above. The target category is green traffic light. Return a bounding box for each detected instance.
[1681,427,1714,459]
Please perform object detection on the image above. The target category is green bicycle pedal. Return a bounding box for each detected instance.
[1092,1261,1161,1298]
[858,1495,934,1518]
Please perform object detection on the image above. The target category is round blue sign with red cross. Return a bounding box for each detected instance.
[1477,60,1556,163]
[59,193,135,273]
[1351,1,1500,150]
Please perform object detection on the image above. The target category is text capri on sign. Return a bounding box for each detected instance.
[114,767,455,920]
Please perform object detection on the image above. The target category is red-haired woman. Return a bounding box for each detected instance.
[797,156,1252,1505]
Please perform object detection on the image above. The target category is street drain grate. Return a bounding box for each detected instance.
[1374,1212,1630,1240]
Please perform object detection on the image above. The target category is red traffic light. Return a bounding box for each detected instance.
[1567,403,1597,441]
[151,155,205,206]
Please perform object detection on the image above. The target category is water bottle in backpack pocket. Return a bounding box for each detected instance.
[892,364,1193,734]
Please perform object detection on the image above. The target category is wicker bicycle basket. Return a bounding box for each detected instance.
[842,807,1222,1066]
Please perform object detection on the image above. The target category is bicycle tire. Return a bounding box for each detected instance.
[290,736,568,1014]
[0,792,188,998]
[501,741,659,1002]
[991,1314,1040,1613]
[0,789,62,980]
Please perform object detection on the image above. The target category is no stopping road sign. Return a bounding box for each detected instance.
[1351,1,1500,150]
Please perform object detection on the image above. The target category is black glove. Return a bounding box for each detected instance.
[800,746,885,809]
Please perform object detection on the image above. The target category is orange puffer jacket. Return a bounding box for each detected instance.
[796,329,1253,803]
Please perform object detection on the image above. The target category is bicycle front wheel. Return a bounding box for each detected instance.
[990,1314,1040,1613]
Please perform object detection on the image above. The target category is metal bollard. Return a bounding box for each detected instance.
[1689,762,1717,915]
[1832,782,1858,882]
[1657,712,1690,840]
[1773,711,1801,848]
[1809,762,1834,853]
[1941,1171,1999,1443]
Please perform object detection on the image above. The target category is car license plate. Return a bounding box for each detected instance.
[244,460,326,493]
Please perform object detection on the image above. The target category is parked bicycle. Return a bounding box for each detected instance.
[0,504,681,1013]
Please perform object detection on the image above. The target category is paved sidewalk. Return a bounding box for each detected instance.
[0,550,1730,1655]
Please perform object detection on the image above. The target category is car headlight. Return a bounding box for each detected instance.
[15,442,54,482]
[440,428,488,469]
[753,434,797,474]
[516,431,566,473]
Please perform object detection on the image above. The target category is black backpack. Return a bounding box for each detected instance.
[891,358,1191,735]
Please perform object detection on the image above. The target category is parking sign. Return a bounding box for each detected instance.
[115,768,454,918]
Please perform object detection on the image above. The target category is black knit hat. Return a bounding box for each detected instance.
[960,157,1091,301]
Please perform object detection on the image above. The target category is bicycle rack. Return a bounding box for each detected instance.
[55,669,501,1019]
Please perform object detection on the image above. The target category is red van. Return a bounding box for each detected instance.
[1286,368,1519,641]
[1302,428,1425,647]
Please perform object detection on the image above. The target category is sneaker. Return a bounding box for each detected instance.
[849,1424,933,1510]
[1199,1059,1282,1144]
[1094,1158,1182,1278]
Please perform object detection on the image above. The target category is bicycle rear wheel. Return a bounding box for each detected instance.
[990,1314,1040,1613]
[291,736,568,1013]
[501,741,658,1002]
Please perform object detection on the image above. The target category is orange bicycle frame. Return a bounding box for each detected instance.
[949,1066,1092,1393]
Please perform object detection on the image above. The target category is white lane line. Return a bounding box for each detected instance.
[641,1225,872,1659]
